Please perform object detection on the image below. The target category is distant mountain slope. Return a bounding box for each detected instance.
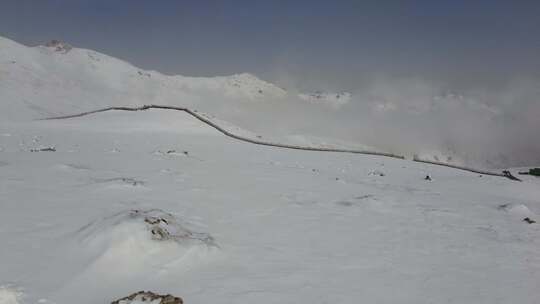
[2,35,537,168]
[0,36,287,121]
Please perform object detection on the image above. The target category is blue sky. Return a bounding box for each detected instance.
[2,0,539,90]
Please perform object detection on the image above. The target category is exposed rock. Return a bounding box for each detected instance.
[77,208,216,249]
[94,177,144,186]
[523,217,536,224]
[30,146,56,152]
[111,291,183,304]
[44,40,72,53]
[368,170,385,177]
[132,209,215,245]
[502,170,521,181]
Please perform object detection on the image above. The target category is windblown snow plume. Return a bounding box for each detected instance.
[1,35,539,168]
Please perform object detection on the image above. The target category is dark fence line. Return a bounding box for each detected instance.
[42,104,405,159]
[412,157,506,177]
[42,104,518,181]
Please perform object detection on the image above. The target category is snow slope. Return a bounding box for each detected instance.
[0,36,286,122]
[2,36,525,168]
[1,36,540,303]
[1,107,540,304]
[0,36,365,152]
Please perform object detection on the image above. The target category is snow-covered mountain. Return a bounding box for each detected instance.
[1,35,540,304]
[2,36,536,168]
[0,36,287,121]
[0,36,382,153]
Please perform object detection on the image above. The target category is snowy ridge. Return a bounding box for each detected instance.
[42,104,521,180]
[0,35,523,175]
[1,89,539,303]
[0,36,287,121]
[173,72,287,101]
[43,104,405,159]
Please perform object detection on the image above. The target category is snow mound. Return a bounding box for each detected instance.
[78,209,216,247]
[498,203,536,220]
[0,285,23,304]
[0,36,287,121]
[173,72,287,101]
[51,210,217,302]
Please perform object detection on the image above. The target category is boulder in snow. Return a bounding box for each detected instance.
[111,291,183,304]
[79,209,216,247]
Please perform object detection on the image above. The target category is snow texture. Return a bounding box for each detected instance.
[1,35,539,304]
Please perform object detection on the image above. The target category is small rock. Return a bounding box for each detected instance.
[523,217,536,224]
[30,147,56,152]
[368,170,385,177]
[111,291,183,304]
[425,175,432,181]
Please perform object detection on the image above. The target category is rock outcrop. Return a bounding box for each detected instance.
[111,291,183,304]
[44,40,72,53]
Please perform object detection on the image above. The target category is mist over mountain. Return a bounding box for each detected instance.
[1,36,539,168]
[2,3,540,302]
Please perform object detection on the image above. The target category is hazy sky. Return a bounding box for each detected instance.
[2,0,540,90]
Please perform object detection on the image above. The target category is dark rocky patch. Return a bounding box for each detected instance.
[30,147,56,152]
[111,291,183,304]
[523,217,536,224]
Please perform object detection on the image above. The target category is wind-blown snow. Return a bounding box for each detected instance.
[1,36,540,303]
[1,107,539,303]
[2,36,539,167]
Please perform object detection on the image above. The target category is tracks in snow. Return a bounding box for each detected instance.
[41,104,515,180]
